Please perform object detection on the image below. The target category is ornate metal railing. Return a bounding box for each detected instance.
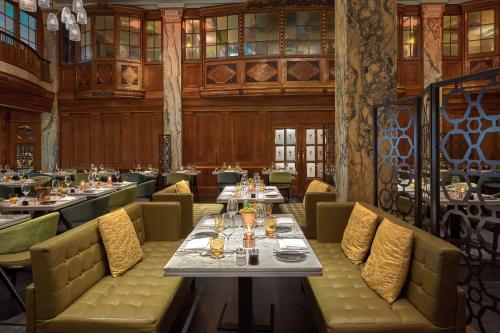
[0,30,50,83]
[373,67,500,333]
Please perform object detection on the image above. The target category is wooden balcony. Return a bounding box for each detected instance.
[0,30,50,83]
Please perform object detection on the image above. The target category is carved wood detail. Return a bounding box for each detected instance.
[287,61,320,81]
[96,64,113,85]
[245,61,278,82]
[121,65,139,85]
[207,63,237,84]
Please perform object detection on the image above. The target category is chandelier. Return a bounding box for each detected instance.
[19,0,87,42]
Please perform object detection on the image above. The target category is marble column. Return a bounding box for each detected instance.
[422,4,445,87]
[335,0,398,202]
[161,9,183,171]
[41,13,59,170]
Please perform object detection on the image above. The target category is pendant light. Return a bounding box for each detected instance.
[61,7,71,23]
[65,13,75,30]
[19,0,37,12]
[68,23,81,41]
[38,0,51,9]
[72,0,83,13]
[76,7,87,24]
[47,12,59,31]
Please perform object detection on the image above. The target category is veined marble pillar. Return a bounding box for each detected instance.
[161,9,183,171]
[41,13,59,170]
[335,0,398,202]
[422,4,445,86]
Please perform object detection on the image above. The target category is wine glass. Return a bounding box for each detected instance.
[255,203,266,237]
[64,176,72,188]
[99,164,104,172]
[21,183,30,203]
[115,170,121,182]
[51,179,59,197]
[88,173,94,188]
[55,164,60,174]
[227,197,239,227]
[148,163,152,171]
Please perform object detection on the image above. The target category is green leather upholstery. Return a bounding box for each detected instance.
[153,185,223,237]
[0,213,59,268]
[269,171,292,185]
[31,175,53,186]
[136,180,156,200]
[306,202,465,333]
[60,195,110,228]
[28,202,190,333]
[122,172,147,184]
[108,186,137,212]
[0,184,14,199]
[279,187,336,238]
[216,172,241,193]
[165,172,190,186]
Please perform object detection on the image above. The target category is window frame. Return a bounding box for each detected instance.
[204,14,239,59]
[183,18,200,61]
[119,15,141,61]
[466,8,496,56]
[94,14,116,59]
[145,19,162,63]
[243,11,281,57]
[442,14,461,59]
[400,15,420,59]
[79,15,92,62]
[283,9,323,56]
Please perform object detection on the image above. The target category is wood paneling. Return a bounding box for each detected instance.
[0,110,8,167]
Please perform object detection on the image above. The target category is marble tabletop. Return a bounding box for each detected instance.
[164,214,322,278]
[168,170,202,176]
[0,179,42,188]
[0,214,31,230]
[261,169,297,176]
[212,169,248,175]
[102,182,137,190]
[61,187,116,198]
[1,196,86,213]
[216,185,285,204]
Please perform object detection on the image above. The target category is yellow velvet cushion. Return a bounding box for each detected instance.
[341,203,378,264]
[97,208,144,277]
[175,180,191,194]
[303,180,330,206]
[361,219,414,303]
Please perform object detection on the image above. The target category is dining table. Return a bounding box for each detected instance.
[0,214,31,230]
[212,169,248,176]
[261,169,298,176]
[0,195,86,214]
[164,214,322,333]
[0,179,43,188]
[217,185,285,204]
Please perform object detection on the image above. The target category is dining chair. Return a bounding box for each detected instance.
[122,172,147,184]
[60,194,111,229]
[135,180,156,201]
[269,171,293,201]
[216,172,241,194]
[0,185,14,199]
[108,186,137,212]
[0,212,59,311]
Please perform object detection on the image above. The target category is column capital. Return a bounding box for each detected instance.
[422,4,445,20]
[161,8,183,24]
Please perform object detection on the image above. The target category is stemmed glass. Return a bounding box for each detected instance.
[148,163,152,171]
[115,170,121,183]
[21,183,30,204]
[88,173,95,189]
[64,176,72,188]
[227,197,238,227]
[137,163,141,172]
[55,164,60,174]
[255,202,266,238]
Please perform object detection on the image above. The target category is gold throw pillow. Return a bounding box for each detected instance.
[341,203,378,264]
[175,180,191,194]
[361,219,414,304]
[97,208,144,277]
[303,180,330,206]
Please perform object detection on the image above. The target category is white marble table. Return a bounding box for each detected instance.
[62,187,116,198]
[0,214,31,230]
[43,171,76,177]
[0,179,42,188]
[1,196,86,213]
[102,181,136,190]
[216,185,285,204]
[165,214,322,333]
[212,169,248,176]
[261,169,297,176]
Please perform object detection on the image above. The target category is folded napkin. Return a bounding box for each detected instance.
[279,239,307,250]
[184,238,210,250]
[199,218,215,227]
[265,186,275,190]
[225,186,236,191]
[277,217,294,226]
[265,191,280,196]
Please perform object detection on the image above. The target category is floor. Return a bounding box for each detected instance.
[0,195,496,333]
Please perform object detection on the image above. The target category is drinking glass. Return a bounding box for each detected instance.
[100,164,104,172]
[227,197,238,227]
[255,203,266,237]
[137,163,141,172]
[115,170,121,182]
[265,203,273,216]
[214,214,224,233]
[88,173,95,188]
[148,163,152,171]
[210,235,225,259]
[222,213,233,234]
[21,183,30,203]
[64,176,72,188]
[264,216,277,237]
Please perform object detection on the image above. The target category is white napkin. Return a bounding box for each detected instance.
[184,238,210,250]
[265,191,280,196]
[199,218,215,227]
[279,239,307,250]
[225,186,236,191]
[277,217,294,226]
[265,186,274,190]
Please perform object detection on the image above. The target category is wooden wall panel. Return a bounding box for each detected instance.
[71,115,91,167]
[0,110,8,167]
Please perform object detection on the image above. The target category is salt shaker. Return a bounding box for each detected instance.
[235,247,246,266]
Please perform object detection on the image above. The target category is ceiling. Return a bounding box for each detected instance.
[53,0,474,10]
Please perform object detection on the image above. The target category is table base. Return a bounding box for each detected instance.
[217,277,274,333]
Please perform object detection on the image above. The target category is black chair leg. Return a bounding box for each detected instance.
[0,267,26,312]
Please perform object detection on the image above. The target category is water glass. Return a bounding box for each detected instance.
[227,197,238,226]
[64,176,72,188]
[210,235,225,259]
[214,215,224,233]
[264,216,277,237]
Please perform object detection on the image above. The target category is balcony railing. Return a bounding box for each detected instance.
[0,30,50,83]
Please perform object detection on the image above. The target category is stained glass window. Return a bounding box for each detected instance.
[244,12,279,56]
[80,16,92,61]
[185,19,200,60]
[146,20,162,62]
[285,11,322,55]
[119,16,140,60]
[443,15,459,57]
[20,10,36,50]
[468,9,495,54]
[205,15,238,58]
[402,16,418,58]
[95,15,115,58]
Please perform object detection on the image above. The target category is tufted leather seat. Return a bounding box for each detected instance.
[27,202,191,333]
[153,185,223,237]
[279,185,335,238]
[304,202,466,333]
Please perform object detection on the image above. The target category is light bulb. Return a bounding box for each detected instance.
[38,0,50,9]
[76,7,87,25]
[72,0,83,13]
[47,12,59,31]
[19,0,37,12]
[69,23,81,41]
